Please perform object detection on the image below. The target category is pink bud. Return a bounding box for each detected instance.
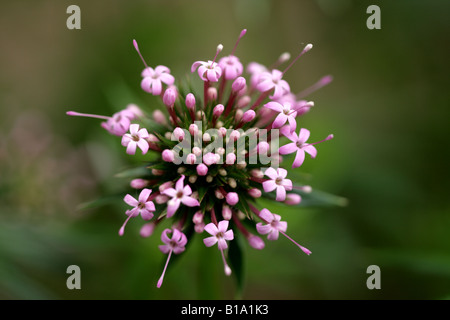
[222,205,232,220]
[218,127,228,137]
[229,130,240,141]
[242,110,256,123]
[232,76,246,92]
[213,104,224,117]
[196,163,208,176]
[140,223,155,238]
[185,93,196,110]
[226,192,239,206]
[248,235,265,250]
[195,223,205,233]
[285,193,302,205]
[173,127,185,141]
[162,149,175,162]
[186,153,196,165]
[189,123,199,136]
[126,104,144,119]
[257,141,270,154]
[248,188,262,198]
[130,179,148,189]
[193,211,204,224]
[207,87,217,101]
[203,152,217,166]
[237,96,251,108]
[159,181,174,192]
[152,109,167,125]
[225,152,236,164]
[155,194,169,204]
[250,169,263,178]
[163,87,177,106]
[151,169,164,176]
[192,147,202,156]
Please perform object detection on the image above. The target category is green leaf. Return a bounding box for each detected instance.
[114,166,150,179]
[228,232,245,298]
[76,195,122,211]
[263,187,348,208]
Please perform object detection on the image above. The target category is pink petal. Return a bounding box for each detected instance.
[140,77,153,93]
[173,246,185,254]
[138,128,149,139]
[277,168,288,179]
[161,228,172,245]
[259,208,274,223]
[217,220,229,233]
[264,101,283,112]
[203,236,218,247]
[272,113,288,129]
[159,73,175,86]
[267,229,280,241]
[183,185,192,196]
[141,67,154,77]
[282,179,293,191]
[176,175,185,192]
[124,194,138,207]
[280,126,297,142]
[256,79,274,92]
[166,198,181,218]
[177,232,187,247]
[126,207,139,217]
[126,141,137,155]
[158,244,171,254]
[191,61,204,73]
[217,238,228,250]
[121,134,132,146]
[137,139,149,154]
[256,223,272,235]
[223,229,234,241]
[279,142,298,155]
[277,221,288,232]
[293,149,306,168]
[181,196,199,207]
[129,124,139,135]
[150,79,162,96]
[262,180,277,193]
[154,65,170,74]
[298,128,311,144]
[264,167,278,180]
[287,116,297,132]
[204,222,219,236]
[145,201,155,212]
[140,209,154,221]
[138,189,152,203]
[162,188,176,198]
[303,145,318,158]
[207,68,218,82]
[275,186,286,201]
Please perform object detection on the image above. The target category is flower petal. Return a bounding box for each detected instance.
[303,145,318,158]
[298,128,311,144]
[277,168,288,179]
[264,167,278,180]
[138,188,152,203]
[123,194,138,207]
[223,229,234,241]
[181,196,200,207]
[217,220,229,233]
[264,101,283,112]
[203,222,219,236]
[176,175,185,191]
[160,228,172,245]
[162,187,177,198]
[275,186,286,201]
[279,142,298,155]
[166,198,180,218]
[203,236,218,247]
[262,180,277,193]
[256,223,272,235]
[259,208,274,223]
[126,141,137,155]
[293,149,306,168]
[272,113,288,129]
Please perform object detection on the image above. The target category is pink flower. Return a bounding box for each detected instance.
[191,60,222,82]
[119,188,156,236]
[162,175,200,218]
[256,208,287,241]
[255,69,290,100]
[121,124,150,155]
[219,55,243,80]
[140,66,175,96]
[246,62,267,89]
[159,228,188,254]
[203,220,234,250]
[256,208,311,255]
[279,127,333,168]
[262,167,293,201]
[263,101,297,131]
[157,228,188,288]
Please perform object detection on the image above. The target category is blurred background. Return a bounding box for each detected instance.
[0,0,449,299]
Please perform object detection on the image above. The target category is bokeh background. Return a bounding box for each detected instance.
[1,0,449,299]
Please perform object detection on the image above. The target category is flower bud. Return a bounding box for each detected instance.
[186,153,196,165]
[162,149,175,162]
[248,235,265,250]
[140,223,155,238]
[185,93,196,110]
[173,127,185,141]
[189,123,199,136]
[152,109,167,125]
[226,192,239,206]
[231,76,246,93]
[163,86,177,107]
[130,179,148,189]
[285,193,302,205]
[196,163,208,176]
[222,205,232,220]
[248,188,262,198]
[242,110,256,123]
[213,104,224,118]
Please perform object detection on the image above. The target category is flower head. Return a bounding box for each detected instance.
[68,29,336,289]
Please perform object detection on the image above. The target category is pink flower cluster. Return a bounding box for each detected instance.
[67,29,333,288]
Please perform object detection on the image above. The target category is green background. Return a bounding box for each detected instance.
[0,0,449,299]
